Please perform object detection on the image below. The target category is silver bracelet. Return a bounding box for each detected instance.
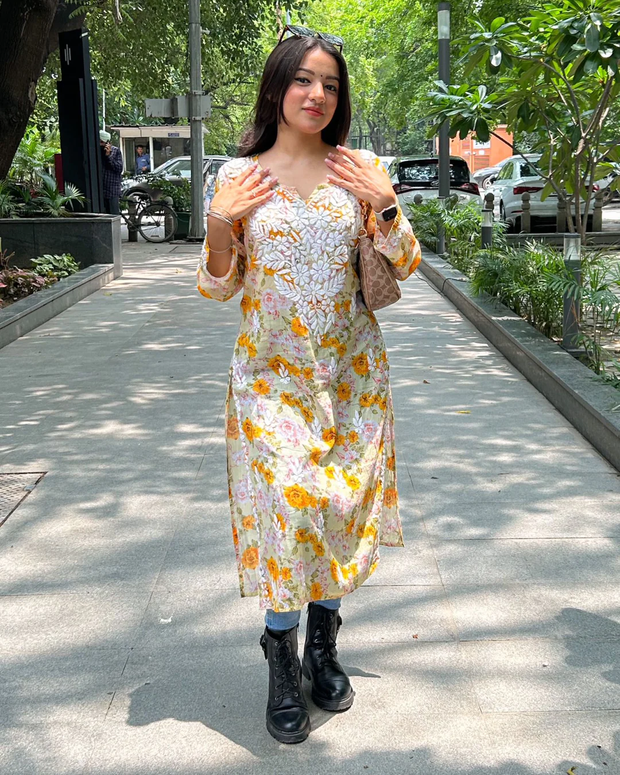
[208,241,233,253]
[210,206,233,220]
[208,210,233,227]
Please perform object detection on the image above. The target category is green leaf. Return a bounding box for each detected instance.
[585,23,600,53]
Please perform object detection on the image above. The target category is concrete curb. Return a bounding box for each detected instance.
[0,264,115,350]
[419,246,620,472]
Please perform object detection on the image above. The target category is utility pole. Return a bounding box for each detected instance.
[188,0,204,240]
[437,1,451,255]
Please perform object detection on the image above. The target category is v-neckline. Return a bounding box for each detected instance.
[252,155,331,205]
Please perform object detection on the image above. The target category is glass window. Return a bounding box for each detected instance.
[164,158,192,178]
[497,162,514,180]
[210,159,227,176]
[396,159,470,186]
[519,162,538,178]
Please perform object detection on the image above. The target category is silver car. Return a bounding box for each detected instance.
[472,157,513,190]
[122,155,230,200]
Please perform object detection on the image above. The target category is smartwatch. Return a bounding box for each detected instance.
[374,202,399,222]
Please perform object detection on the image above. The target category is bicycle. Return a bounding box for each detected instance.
[120,193,178,243]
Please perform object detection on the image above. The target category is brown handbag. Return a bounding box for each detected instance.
[357,230,402,311]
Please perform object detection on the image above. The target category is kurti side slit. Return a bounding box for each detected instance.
[198,150,422,612]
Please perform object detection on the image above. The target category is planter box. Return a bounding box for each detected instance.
[174,211,191,240]
[0,214,122,279]
[0,264,115,349]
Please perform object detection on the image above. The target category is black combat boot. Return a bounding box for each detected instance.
[260,625,311,743]
[301,603,354,712]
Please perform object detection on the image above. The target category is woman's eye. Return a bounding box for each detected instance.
[326,85,338,93]
[295,77,310,84]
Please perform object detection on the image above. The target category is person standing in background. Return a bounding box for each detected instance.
[135,144,150,175]
[100,130,123,214]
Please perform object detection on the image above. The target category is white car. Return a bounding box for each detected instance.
[487,154,600,230]
[379,155,396,173]
[388,156,481,210]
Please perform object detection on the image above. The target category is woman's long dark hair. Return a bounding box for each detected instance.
[238,36,351,157]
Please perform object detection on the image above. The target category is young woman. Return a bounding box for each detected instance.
[197,26,421,744]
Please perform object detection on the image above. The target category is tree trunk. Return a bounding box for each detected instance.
[0,0,60,179]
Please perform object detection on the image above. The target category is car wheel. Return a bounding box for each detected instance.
[500,203,517,233]
[481,175,494,190]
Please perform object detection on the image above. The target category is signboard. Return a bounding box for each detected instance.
[145,95,212,119]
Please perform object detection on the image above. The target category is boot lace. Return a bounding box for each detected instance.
[273,637,301,702]
[311,611,339,665]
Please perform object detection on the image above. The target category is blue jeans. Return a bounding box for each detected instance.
[265,598,342,631]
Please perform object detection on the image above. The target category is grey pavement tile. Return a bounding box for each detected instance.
[483,710,620,774]
[363,542,441,586]
[107,640,479,729]
[338,585,457,643]
[420,497,620,540]
[446,582,620,641]
[133,587,263,650]
[1,650,130,725]
[411,471,620,503]
[431,539,535,585]
[0,722,99,775]
[0,592,151,653]
[0,520,172,594]
[83,712,505,775]
[405,440,611,475]
[462,638,620,712]
[522,538,620,582]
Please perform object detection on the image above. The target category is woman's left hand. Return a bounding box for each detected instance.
[325,146,397,213]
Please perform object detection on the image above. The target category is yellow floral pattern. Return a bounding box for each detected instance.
[197,151,422,612]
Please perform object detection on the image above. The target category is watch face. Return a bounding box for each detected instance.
[382,206,398,222]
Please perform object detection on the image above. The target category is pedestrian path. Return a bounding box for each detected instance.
[1,241,619,774]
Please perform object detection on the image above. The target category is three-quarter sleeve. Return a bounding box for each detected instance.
[197,163,247,302]
[360,152,422,281]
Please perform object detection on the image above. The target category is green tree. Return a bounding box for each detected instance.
[302,0,537,154]
[0,0,303,178]
[427,0,620,238]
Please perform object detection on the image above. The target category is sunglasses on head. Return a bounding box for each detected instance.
[278,24,344,53]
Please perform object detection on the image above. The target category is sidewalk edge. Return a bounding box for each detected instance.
[419,247,620,472]
[0,264,115,350]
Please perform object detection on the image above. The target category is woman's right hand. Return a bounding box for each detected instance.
[210,163,278,221]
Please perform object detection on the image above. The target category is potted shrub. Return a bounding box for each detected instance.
[146,175,192,239]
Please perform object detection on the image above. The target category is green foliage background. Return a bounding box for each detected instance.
[29,0,608,156]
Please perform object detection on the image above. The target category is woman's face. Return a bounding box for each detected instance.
[281,46,340,136]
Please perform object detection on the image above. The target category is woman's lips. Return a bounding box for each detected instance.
[303,108,324,117]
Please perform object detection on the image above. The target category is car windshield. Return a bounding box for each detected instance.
[396,159,470,186]
[165,158,192,178]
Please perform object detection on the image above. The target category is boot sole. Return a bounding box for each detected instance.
[301,663,355,712]
[266,714,311,744]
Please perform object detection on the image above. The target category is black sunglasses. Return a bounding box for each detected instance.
[278,24,344,53]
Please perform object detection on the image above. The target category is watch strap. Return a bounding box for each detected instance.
[374,202,399,222]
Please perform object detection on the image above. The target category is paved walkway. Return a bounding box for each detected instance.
[1,241,619,774]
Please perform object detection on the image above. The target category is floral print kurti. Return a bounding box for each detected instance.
[197,151,421,612]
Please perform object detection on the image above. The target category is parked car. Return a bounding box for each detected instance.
[387,156,481,209]
[487,154,602,231]
[379,155,396,173]
[122,155,230,200]
[472,157,513,190]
